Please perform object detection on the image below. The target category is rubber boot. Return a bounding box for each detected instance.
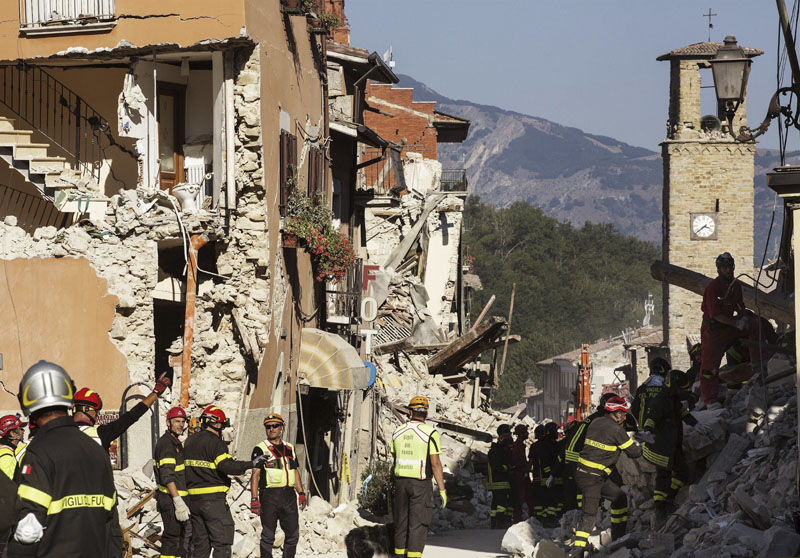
[611,521,626,541]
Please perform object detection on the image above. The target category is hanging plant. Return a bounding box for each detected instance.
[283,188,356,283]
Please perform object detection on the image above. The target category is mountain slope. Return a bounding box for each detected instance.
[398,74,786,258]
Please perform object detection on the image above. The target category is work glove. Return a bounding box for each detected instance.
[439,489,447,508]
[298,492,307,510]
[173,495,190,522]
[252,454,269,468]
[250,497,261,515]
[546,475,554,488]
[14,513,44,544]
[635,431,655,445]
[153,375,171,395]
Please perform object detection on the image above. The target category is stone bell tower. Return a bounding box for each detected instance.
[658,39,762,369]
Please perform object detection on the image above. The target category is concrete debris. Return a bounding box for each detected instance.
[502,517,566,557]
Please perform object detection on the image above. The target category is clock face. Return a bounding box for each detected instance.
[691,214,716,238]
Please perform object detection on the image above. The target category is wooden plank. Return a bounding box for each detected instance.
[650,260,794,324]
[470,294,495,332]
[427,317,507,376]
[126,489,156,519]
[497,282,516,387]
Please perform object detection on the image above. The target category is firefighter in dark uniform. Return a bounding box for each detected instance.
[73,376,171,452]
[511,424,530,522]
[640,370,698,523]
[631,357,670,434]
[527,424,546,521]
[184,405,268,558]
[9,360,118,557]
[391,396,446,558]
[154,406,190,558]
[686,343,702,385]
[571,396,643,558]
[488,424,514,528]
[250,413,307,558]
[539,422,563,526]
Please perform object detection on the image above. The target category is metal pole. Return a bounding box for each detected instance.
[777,0,800,86]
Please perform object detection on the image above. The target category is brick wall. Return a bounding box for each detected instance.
[364,83,439,159]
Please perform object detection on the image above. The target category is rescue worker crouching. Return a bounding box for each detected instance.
[571,396,642,558]
[9,360,118,557]
[488,424,514,529]
[154,406,190,558]
[250,413,306,558]
[391,396,446,558]
[184,405,268,558]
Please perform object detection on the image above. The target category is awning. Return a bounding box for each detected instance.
[298,328,370,390]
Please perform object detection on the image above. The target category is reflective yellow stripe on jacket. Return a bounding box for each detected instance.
[19,485,116,515]
[256,441,294,489]
[391,422,439,480]
[0,447,16,481]
[185,452,232,495]
[158,485,189,497]
[79,425,102,446]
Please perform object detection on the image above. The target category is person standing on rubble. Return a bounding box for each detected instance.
[73,374,172,451]
[488,424,514,528]
[9,360,118,557]
[686,343,702,385]
[700,252,747,406]
[511,424,530,522]
[640,370,698,524]
[631,357,670,432]
[391,396,446,557]
[250,413,306,558]
[527,424,546,521]
[184,405,268,558]
[154,406,191,558]
[571,396,643,558]
[539,422,563,527]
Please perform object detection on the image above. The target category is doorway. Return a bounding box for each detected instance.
[158,82,186,192]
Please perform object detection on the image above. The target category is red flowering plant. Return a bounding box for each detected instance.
[283,188,356,283]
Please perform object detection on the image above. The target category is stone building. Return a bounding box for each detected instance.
[657,41,763,369]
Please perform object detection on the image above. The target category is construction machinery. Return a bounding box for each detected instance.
[574,344,592,421]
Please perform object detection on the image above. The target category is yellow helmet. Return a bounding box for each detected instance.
[408,396,429,410]
[264,413,285,426]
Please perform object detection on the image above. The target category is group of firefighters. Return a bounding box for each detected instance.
[0,359,306,558]
[483,252,764,557]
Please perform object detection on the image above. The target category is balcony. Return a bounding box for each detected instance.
[324,258,363,346]
[438,169,468,194]
[20,0,116,35]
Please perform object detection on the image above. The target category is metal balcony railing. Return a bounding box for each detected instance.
[324,258,363,346]
[19,0,116,29]
[0,63,109,182]
[439,169,468,193]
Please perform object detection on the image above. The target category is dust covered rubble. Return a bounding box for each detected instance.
[500,370,800,558]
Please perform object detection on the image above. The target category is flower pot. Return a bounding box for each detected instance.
[281,0,303,13]
[282,233,299,248]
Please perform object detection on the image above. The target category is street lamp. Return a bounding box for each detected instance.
[711,35,797,141]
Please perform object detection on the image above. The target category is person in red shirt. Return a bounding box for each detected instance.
[700,252,747,405]
[511,424,530,522]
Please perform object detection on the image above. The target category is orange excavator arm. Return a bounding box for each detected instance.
[575,344,592,422]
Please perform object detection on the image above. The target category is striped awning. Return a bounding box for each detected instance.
[298,328,370,391]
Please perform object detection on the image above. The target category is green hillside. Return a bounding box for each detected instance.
[463,196,662,408]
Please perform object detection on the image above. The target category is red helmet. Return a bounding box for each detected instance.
[74,388,103,411]
[604,396,629,414]
[0,415,22,438]
[200,405,229,429]
[167,407,187,421]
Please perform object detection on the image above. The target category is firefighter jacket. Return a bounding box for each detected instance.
[14,441,28,464]
[0,443,17,482]
[13,415,117,557]
[154,432,186,497]
[184,430,252,496]
[75,401,150,451]
[391,420,441,480]
[511,439,528,477]
[564,411,603,464]
[537,437,562,482]
[631,375,666,431]
[252,440,299,490]
[641,389,698,470]
[487,440,513,490]
[528,440,542,483]
[576,415,641,479]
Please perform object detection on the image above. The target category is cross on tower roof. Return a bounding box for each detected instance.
[704,8,717,42]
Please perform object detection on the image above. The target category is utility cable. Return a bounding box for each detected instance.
[297,387,323,497]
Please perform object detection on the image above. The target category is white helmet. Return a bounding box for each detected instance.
[17,360,75,416]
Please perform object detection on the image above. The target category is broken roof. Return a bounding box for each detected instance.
[329,118,389,148]
[433,110,471,143]
[656,41,763,61]
[327,42,398,84]
[537,326,663,366]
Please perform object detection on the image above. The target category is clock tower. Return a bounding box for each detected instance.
[658,40,762,369]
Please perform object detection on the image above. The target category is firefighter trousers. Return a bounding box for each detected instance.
[156,492,188,558]
[259,487,299,558]
[188,494,235,558]
[393,477,433,557]
[573,471,628,553]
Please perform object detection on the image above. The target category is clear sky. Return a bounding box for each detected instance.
[348,1,790,151]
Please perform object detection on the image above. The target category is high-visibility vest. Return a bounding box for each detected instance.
[14,441,27,463]
[79,425,102,446]
[0,445,16,481]
[255,440,296,488]
[391,421,440,480]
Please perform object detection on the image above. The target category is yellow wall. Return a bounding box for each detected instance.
[0,257,127,409]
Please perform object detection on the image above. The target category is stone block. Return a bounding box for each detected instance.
[501,519,539,556]
[609,549,633,558]
[533,540,565,558]
[721,521,767,552]
[756,525,800,558]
